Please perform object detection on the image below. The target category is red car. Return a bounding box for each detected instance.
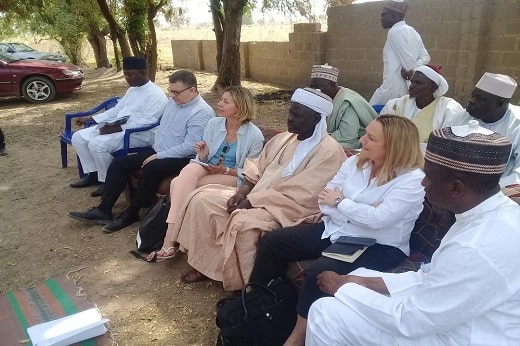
[0,51,84,103]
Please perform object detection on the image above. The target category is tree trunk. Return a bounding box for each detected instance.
[86,27,110,68]
[96,0,132,61]
[210,0,224,71]
[60,36,83,66]
[111,34,121,71]
[146,3,161,82]
[213,0,246,90]
[128,32,141,57]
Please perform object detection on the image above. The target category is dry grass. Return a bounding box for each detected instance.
[14,24,307,67]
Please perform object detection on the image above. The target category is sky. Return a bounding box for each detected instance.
[182,0,379,25]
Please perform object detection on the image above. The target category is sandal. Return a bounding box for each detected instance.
[145,247,178,262]
[157,247,178,261]
[181,268,208,283]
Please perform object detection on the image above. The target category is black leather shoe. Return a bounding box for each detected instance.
[70,172,100,188]
[69,207,112,223]
[90,184,104,197]
[103,211,139,233]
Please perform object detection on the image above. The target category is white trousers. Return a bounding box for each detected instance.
[306,297,388,346]
[71,127,153,182]
[306,297,447,346]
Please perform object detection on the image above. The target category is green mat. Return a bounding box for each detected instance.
[0,276,111,346]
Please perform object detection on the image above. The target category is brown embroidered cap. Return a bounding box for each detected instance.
[425,124,512,176]
[311,64,340,83]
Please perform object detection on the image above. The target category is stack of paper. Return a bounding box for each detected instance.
[27,308,109,346]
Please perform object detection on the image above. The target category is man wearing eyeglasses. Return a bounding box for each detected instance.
[69,69,215,232]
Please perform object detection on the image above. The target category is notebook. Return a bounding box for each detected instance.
[322,236,376,263]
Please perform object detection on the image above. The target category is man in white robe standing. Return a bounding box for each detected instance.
[446,72,519,187]
[69,56,168,195]
[370,0,430,106]
[306,125,520,345]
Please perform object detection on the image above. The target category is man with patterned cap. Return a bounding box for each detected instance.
[306,124,520,345]
[447,72,519,187]
[381,64,463,142]
[168,88,346,289]
[310,64,377,149]
[70,56,168,193]
[370,0,430,106]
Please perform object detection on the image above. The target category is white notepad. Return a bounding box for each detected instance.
[27,308,109,346]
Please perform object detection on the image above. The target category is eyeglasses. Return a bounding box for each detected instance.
[167,86,192,96]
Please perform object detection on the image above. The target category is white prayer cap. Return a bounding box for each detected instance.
[384,0,408,14]
[311,64,340,83]
[291,87,333,117]
[475,72,517,99]
[414,65,449,98]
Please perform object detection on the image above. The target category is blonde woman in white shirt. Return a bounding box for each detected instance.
[248,115,425,346]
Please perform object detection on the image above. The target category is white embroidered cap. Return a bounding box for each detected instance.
[475,72,517,99]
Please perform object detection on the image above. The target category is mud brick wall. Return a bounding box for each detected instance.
[171,0,520,104]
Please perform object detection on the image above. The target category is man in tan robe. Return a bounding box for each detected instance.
[172,88,346,290]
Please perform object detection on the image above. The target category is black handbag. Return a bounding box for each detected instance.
[135,196,169,253]
[215,278,298,346]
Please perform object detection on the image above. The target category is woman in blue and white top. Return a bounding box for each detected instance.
[148,86,264,261]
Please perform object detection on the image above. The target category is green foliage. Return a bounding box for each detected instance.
[162,4,189,28]
[1,0,108,63]
[123,0,148,47]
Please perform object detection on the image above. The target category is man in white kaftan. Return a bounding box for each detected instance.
[306,125,520,345]
[447,72,520,187]
[70,57,167,186]
[370,0,430,106]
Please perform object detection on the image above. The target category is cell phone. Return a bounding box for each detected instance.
[335,236,376,247]
[105,116,129,127]
[190,159,209,167]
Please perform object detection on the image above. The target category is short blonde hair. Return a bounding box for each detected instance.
[223,86,256,123]
[357,114,424,185]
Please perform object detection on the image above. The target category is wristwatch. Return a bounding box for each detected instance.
[224,167,230,175]
[333,197,343,207]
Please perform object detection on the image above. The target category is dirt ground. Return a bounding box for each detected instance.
[0,68,290,345]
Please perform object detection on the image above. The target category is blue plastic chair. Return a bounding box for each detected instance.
[112,120,160,157]
[372,104,385,114]
[60,97,160,177]
[60,97,120,177]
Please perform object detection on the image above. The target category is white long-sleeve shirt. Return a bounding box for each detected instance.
[446,105,520,187]
[320,155,425,255]
[370,21,430,106]
[92,80,167,130]
[333,192,520,345]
